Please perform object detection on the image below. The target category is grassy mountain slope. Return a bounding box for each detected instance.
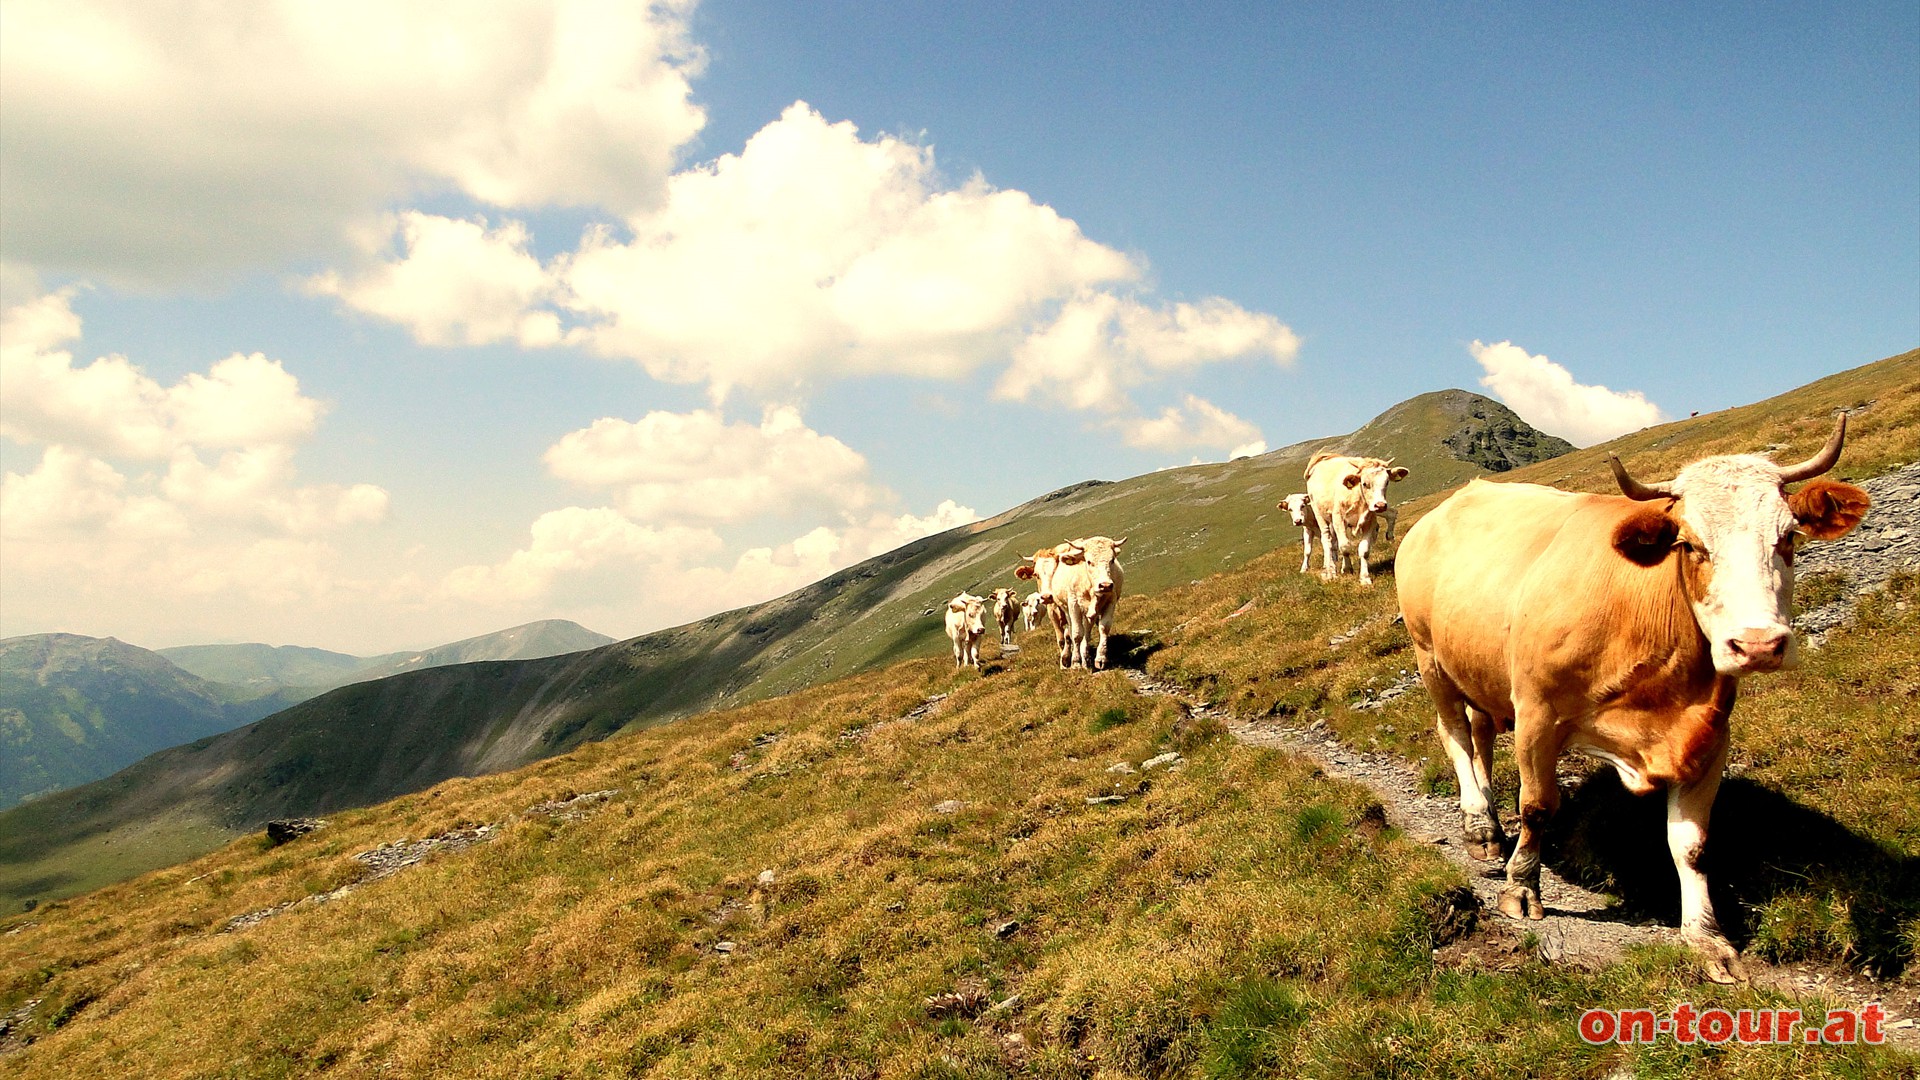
[0,635,305,811]
[0,391,1569,908]
[0,352,1913,1075]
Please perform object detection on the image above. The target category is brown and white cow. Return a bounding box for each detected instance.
[1055,536,1126,670]
[1305,452,1408,585]
[1279,493,1321,573]
[989,587,1020,647]
[944,592,988,670]
[1395,416,1869,982]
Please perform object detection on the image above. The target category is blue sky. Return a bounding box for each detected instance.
[2,1,1915,654]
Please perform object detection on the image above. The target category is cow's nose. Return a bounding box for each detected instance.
[1726,629,1789,669]
[1095,581,1115,593]
[1370,500,1388,512]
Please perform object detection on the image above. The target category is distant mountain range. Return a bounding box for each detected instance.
[158,619,616,693]
[0,387,1595,906]
[0,620,612,810]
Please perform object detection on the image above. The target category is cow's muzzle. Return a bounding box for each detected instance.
[1726,628,1790,672]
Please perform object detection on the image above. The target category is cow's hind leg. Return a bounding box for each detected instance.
[1499,706,1563,921]
[1424,661,1503,861]
[1671,737,1745,984]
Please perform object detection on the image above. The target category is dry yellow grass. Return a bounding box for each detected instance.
[3,352,1915,1077]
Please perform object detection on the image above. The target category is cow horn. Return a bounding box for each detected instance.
[1776,414,1847,483]
[1606,453,1675,501]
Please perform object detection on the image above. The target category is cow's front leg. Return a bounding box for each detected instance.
[1092,613,1111,670]
[1298,529,1312,573]
[1499,713,1562,921]
[1671,737,1744,984]
[1355,523,1375,586]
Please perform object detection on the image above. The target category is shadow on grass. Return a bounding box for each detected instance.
[1548,767,1920,974]
[1103,632,1166,672]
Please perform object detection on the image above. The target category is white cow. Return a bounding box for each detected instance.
[1020,591,1047,631]
[1056,536,1126,670]
[944,592,988,670]
[1304,452,1408,585]
[989,587,1020,647]
[1015,546,1069,659]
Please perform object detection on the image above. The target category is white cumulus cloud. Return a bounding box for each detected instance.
[1469,340,1667,447]
[1114,394,1268,459]
[321,102,1298,420]
[0,289,390,637]
[542,405,887,525]
[0,0,705,284]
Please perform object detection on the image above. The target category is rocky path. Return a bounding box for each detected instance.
[1120,669,1920,1047]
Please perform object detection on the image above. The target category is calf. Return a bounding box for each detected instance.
[1021,591,1048,631]
[1279,493,1320,573]
[944,592,988,670]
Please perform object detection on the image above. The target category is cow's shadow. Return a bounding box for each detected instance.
[1546,766,1920,975]
[1103,631,1165,672]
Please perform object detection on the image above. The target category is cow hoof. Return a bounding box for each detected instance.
[1497,885,1544,921]
[1470,840,1504,862]
[1684,929,1748,984]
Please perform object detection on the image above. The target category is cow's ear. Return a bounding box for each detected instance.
[1790,480,1871,541]
[1015,565,1034,580]
[1611,505,1680,567]
[1342,474,1362,489]
[949,599,966,611]
[1388,467,1409,481]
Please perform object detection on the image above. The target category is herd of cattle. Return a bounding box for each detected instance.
[942,451,1413,673]
[936,419,1874,983]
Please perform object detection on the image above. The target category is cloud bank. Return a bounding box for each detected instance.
[0,0,705,284]
[1469,340,1667,447]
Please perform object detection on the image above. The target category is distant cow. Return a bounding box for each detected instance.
[1020,591,1047,631]
[1305,452,1408,585]
[1279,493,1321,573]
[944,592,988,670]
[1395,416,1869,982]
[1055,535,1126,670]
[989,587,1020,647]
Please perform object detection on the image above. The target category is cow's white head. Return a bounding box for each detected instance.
[1609,416,1870,676]
[1280,493,1314,526]
[1069,536,1126,596]
[1343,460,1410,515]
[947,592,987,635]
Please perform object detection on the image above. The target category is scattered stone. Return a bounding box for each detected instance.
[1105,762,1137,775]
[713,941,736,955]
[1085,794,1127,806]
[526,790,617,819]
[757,869,776,886]
[1141,752,1182,770]
[265,818,325,846]
[933,800,965,814]
[994,919,1021,938]
[924,982,991,1018]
